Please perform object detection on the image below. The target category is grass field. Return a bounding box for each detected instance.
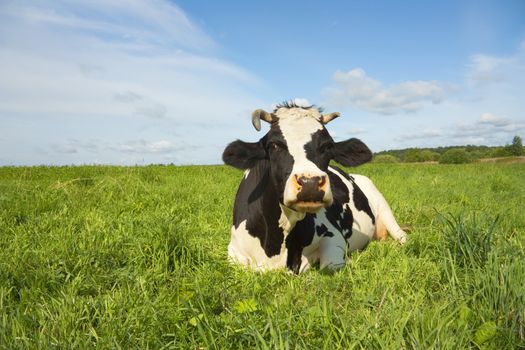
[0,163,524,349]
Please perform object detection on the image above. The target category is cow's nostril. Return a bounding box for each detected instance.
[296,175,305,187]
[296,175,326,191]
[319,176,326,188]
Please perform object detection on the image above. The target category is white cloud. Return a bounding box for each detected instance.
[323,68,447,115]
[467,55,514,84]
[466,40,525,87]
[0,0,215,52]
[270,98,312,111]
[114,140,182,154]
[50,139,102,154]
[0,0,264,165]
[292,98,312,107]
[396,113,525,145]
[479,112,512,127]
[50,143,78,154]
[334,40,524,152]
[114,91,143,103]
[348,127,367,135]
[135,104,167,119]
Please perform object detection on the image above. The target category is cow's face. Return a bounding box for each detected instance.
[223,104,372,213]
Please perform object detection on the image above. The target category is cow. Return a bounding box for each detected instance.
[222,102,407,274]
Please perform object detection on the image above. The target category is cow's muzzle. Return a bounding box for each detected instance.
[286,174,332,213]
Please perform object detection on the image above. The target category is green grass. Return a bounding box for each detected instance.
[0,163,524,349]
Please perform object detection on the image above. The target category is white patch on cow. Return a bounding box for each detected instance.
[310,209,348,270]
[243,169,250,179]
[228,217,320,273]
[328,168,407,247]
[326,168,376,250]
[228,221,288,271]
[275,108,333,207]
[351,174,407,244]
[278,204,305,234]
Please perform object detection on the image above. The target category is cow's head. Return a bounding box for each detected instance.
[223,102,372,213]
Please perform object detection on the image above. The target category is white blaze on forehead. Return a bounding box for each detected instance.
[275,108,323,166]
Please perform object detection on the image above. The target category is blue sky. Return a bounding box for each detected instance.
[0,0,524,165]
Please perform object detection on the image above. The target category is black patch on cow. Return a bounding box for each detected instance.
[233,160,284,257]
[327,169,350,204]
[325,203,344,231]
[323,203,354,241]
[267,123,294,203]
[247,167,270,204]
[342,207,354,239]
[328,167,372,232]
[315,223,334,238]
[303,128,334,172]
[350,178,375,225]
[329,165,352,182]
[319,169,354,240]
[286,214,315,274]
[325,174,347,231]
[233,161,268,228]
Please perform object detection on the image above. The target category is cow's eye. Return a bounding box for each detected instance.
[269,142,286,151]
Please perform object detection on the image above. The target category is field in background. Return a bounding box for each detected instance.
[478,156,525,164]
[0,163,524,349]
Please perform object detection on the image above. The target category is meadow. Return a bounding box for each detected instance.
[0,163,524,349]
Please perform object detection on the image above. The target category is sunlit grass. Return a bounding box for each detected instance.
[0,163,524,348]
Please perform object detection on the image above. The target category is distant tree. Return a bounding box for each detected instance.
[403,149,440,162]
[506,135,523,156]
[439,149,472,164]
[405,150,424,162]
[491,147,512,158]
[420,150,441,162]
[373,154,400,163]
[375,143,514,161]
[468,150,484,161]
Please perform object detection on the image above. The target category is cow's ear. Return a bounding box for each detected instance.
[222,140,267,169]
[332,138,372,167]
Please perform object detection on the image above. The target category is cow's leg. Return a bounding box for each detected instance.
[373,218,388,241]
[319,234,347,271]
[351,175,407,244]
[357,176,407,244]
[376,199,407,244]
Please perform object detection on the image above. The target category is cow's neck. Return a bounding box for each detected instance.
[257,165,305,236]
[278,204,305,235]
[255,163,304,250]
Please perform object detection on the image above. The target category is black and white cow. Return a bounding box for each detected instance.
[222,102,407,274]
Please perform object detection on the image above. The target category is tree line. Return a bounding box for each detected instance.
[373,135,524,164]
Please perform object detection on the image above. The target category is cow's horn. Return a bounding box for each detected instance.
[320,112,340,124]
[251,109,275,131]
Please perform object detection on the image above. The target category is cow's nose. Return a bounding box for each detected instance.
[296,175,321,188]
[296,175,328,192]
[289,173,332,211]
